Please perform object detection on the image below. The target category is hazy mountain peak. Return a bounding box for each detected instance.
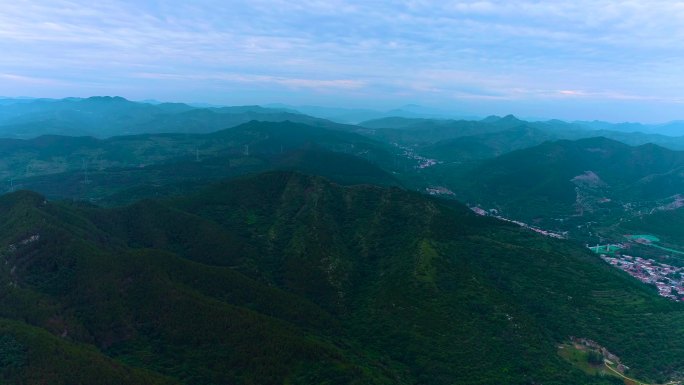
[481,115,503,122]
[85,96,129,102]
[501,114,521,122]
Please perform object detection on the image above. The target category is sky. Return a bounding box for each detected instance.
[2,0,684,122]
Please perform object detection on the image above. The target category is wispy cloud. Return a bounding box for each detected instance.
[134,72,365,91]
[0,72,71,86]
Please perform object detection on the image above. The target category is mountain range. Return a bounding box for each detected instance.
[0,96,682,384]
[0,97,354,138]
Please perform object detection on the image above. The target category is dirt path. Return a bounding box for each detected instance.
[603,362,679,385]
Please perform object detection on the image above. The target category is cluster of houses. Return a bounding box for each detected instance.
[600,254,684,301]
[394,144,442,169]
[425,186,455,196]
[416,158,439,168]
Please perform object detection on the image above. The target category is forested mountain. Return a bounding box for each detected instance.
[622,205,684,247]
[0,120,404,184]
[450,137,684,220]
[17,147,400,205]
[0,171,681,384]
[421,125,557,162]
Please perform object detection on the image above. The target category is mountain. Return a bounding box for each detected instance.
[263,104,478,124]
[577,120,684,137]
[358,115,532,146]
[0,120,405,186]
[360,115,684,157]
[0,171,682,384]
[16,147,401,205]
[451,137,684,221]
[421,125,557,162]
[357,114,590,147]
[0,185,397,384]
[264,104,389,123]
[622,205,684,248]
[0,97,354,138]
[579,129,684,151]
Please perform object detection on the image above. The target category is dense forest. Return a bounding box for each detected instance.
[0,171,680,384]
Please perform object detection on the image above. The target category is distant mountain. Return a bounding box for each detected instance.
[263,104,478,124]
[358,115,531,145]
[578,129,684,150]
[0,97,41,106]
[577,120,684,137]
[0,171,682,383]
[421,125,558,162]
[264,104,388,123]
[0,97,351,138]
[359,116,684,164]
[452,137,684,220]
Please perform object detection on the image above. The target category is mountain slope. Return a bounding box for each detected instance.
[0,189,402,385]
[0,120,405,185]
[622,205,684,248]
[0,172,683,383]
[452,137,684,220]
[167,172,684,384]
[422,125,557,162]
[4,121,404,204]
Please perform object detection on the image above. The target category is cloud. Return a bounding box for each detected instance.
[134,72,365,91]
[0,72,70,86]
[1,0,684,120]
[559,90,585,96]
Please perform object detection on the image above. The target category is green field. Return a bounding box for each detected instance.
[589,244,623,254]
[557,344,618,378]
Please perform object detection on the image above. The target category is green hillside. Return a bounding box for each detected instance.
[449,137,684,220]
[622,206,684,248]
[0,188,402,385]
[0,120,407,188]
[0,171,681,383]
[422,125,557,162]
[17,147,400,205]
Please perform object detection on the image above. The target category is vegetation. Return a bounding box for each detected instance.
[0,172,680,383]
[0,120,408,203]
[0,99,683,384]
[445,137,684,221]
[622,207,684,249]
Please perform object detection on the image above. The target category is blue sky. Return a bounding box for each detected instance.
[2,0,684,122]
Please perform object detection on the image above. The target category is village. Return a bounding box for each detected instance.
[600,253,684,301]
[393,143,442,169]
[468,205,684,303]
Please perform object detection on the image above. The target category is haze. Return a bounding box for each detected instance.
[2,0,684,122]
